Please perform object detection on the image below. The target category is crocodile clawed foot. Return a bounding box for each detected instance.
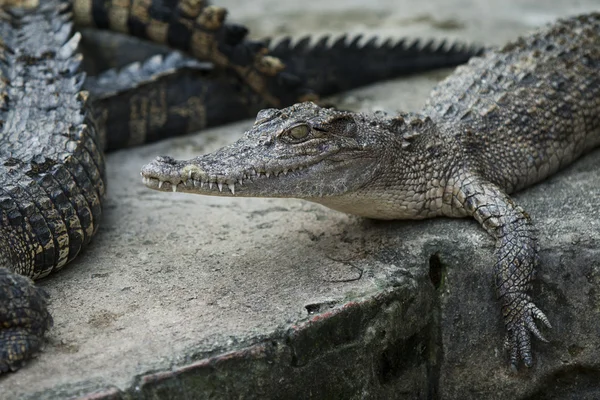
[502,293,551,369]
[0,268,53,374]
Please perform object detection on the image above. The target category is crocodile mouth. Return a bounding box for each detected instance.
[141,155,315,196]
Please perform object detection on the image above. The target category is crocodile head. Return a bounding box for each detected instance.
[142,102,384,196]
[141,102,436,218]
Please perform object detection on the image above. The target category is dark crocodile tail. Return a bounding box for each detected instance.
[268,35,485,97]
[73,0,315,107]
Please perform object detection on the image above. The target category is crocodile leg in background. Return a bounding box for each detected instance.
[141,13,600,368]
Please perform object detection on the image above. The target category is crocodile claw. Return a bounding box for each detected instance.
[502,293,551,369]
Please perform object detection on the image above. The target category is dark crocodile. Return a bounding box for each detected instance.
[142,13,600,368]
[0,0,483,373]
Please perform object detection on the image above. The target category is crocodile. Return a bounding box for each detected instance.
[0,0,483,373]
[141,13,600,368]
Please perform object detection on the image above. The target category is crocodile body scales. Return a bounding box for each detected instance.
[142,13,600,368]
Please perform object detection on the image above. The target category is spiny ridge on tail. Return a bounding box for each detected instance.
[0,0,104,279]
[84,52,211,98]
[268,34,485,96]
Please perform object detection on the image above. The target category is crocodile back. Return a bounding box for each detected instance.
[0,1,105,279]
[424,13,600,193]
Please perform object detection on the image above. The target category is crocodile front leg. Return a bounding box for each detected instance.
[455,176,552,368]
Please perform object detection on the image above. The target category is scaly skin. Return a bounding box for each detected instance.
[0,0,102,372]
[142,13,600,368]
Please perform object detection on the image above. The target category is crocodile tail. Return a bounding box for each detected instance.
[268,35,485,97]
[72,0,314,107]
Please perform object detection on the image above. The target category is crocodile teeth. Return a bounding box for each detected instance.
[283,169,289,175]
[265,172,270,178]
[172,184,177,192]
[229,183,235,194]
[209,182,213,189]
[158,180,164,189]
[218,182,223,192]
[188,171,193,179]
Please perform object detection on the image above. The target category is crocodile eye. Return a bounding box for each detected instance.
[287,124,309,140]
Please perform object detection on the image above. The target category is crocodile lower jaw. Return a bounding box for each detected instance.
[141,164,308,196]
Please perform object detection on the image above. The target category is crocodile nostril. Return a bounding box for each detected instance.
[156,155,177,164]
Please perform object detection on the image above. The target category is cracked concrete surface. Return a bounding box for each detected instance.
[2,0,600,399]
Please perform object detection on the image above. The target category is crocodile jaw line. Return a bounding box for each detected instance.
[141,155,317,197]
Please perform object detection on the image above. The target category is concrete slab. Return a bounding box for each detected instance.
[1,0,599,399]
